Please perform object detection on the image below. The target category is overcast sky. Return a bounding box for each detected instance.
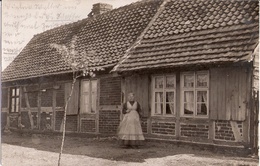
[2,0,139,70]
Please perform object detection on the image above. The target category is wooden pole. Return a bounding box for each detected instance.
[23,87,34,130]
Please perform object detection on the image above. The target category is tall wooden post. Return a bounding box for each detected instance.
[37,86,42,130]
[52,88,57,131]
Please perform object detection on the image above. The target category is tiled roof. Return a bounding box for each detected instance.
[113,0,259,72]
[2,0,163,82]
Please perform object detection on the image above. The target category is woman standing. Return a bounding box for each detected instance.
[118,93,145,148]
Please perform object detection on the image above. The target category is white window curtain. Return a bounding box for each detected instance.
[184,91,194,115]
[197,91,207,115]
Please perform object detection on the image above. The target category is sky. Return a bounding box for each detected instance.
[1,0,139,70]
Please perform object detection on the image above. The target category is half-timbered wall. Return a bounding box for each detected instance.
[122,66,252,146]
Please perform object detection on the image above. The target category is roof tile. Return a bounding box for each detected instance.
[114,0,259,72]
[3,0,163,81]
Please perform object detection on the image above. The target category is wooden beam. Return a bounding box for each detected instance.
[6,88,10,129]
[175,72,181,139]
[37,87,42,130]
[52,88,57,131]
[23,86,34,129]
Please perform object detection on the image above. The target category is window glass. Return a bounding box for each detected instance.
[16,89,20,96]
[184,91,194,115]
[152,75,176,116]
[155,77,164,89]
[166,92,174,114]
[166,76,175,88]
[197,74,208,87]
[184,75,194,88]
[181,71,209,117]
[155,103,163,115]
[197,91,207,115]
[11,98,15,112]
[12,89,15,96]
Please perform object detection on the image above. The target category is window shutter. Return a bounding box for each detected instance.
[65,81,79,115]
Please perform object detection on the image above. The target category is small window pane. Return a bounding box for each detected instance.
[197,91,207,102]
[155,77,164,89]
[166,76,175,88]
[184,103,194,115]
[16,98,19,112]
[197,103,207,115]
[184,75,194,88]
[12,89,15,96]
[184,91,194,115]
[155,103,163,115]
[155,92,163,102]
[166,92,174,102]
[166,103,174,114]
[11,98,15,112]
[197,74,208,87]
[184,91,194,102]
[16,88,20,96]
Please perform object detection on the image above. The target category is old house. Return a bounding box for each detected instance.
[2,0,259,153]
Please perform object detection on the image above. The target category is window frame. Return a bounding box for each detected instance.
[180,71,209,118]
[9,87,20,113]
[151,74,176,117]
[80,79,98,114]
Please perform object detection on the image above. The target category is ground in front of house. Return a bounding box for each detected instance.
[1,132,258,166]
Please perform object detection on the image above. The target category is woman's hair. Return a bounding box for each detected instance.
[128,92,134,96]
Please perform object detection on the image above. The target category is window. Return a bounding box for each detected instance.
[181,71,209,117]
[10,87,20,113]
[80,80,98,114]
[152,75,176,116]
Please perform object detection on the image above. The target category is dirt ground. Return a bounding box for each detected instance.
[1,132,259,166]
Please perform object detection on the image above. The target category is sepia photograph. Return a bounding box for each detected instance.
[1,0,259,165]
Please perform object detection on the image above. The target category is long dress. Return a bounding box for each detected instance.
[118,101,145,146]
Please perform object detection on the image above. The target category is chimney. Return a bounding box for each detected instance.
[88,3,113,17]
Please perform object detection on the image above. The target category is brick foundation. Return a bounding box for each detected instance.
[215,120,235,141]
[66,115,78,132]
[180,123,209,138]
[152,122,175,135]
[80,119,96,133]
[99,110,120,134]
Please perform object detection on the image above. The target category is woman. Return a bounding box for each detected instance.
[118,92,145,148]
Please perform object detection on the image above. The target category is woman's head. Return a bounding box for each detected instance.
[128,92,135,101]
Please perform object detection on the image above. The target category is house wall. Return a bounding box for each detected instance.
[1,74,122,135]
[122,65,252,147]
[98,76,122,134]
[1,66,252,148]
